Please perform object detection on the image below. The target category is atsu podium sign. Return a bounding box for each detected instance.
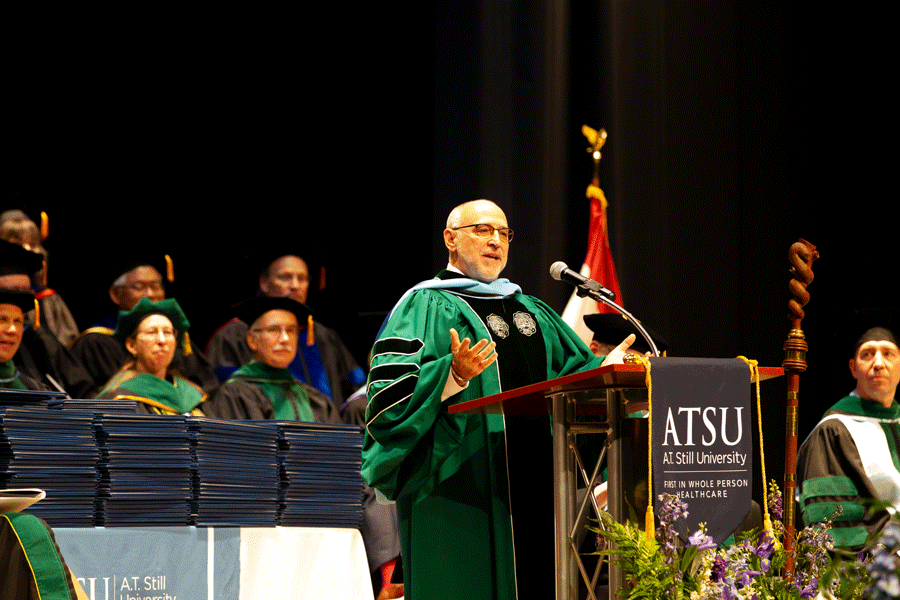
[649,358,753,544]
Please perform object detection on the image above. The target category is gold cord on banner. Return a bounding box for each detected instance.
[629,354,655,539]
[737,356,780,550]
[636,355,775,545]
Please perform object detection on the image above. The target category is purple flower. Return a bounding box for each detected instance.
[767,479,784,521]
[754,534,775,560]
[687,529,716,551]
[799,578,818,599]
[771,495,783,521]
[656,494,689,570]
[736,568,762,588]
[710,556,728,583]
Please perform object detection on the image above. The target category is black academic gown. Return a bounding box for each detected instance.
[15,327,97,398]
[205,319,365,408]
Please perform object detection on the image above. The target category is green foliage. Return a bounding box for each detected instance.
[585,482,885,599]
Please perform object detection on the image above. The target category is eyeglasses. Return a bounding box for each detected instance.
[251,325,300,339]
[136,326,177,339]
[451,223,514,243]
[124,280,165,294]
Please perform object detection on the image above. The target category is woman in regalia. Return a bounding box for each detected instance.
[97,297,207,415]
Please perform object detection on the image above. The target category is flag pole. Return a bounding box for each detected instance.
[561,125,625,344]
[781,239,818,576]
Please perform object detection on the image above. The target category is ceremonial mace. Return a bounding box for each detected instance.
[782,239,819,576]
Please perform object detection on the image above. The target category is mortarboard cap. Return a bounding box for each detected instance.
[0,239,43,278]
[107,251,175,287]
[0,289,36,313]
[249,244,324,291]
[113,297,191,348]
[843,306,900,358]
[233,296,312,329]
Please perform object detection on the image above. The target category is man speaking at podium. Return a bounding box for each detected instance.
[362,200,633,599]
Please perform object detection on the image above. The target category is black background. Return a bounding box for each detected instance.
[6,2,893,508]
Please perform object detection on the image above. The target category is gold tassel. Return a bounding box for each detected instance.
[307,315,315,346]
[33,298,40,328]
[631,354,655,539]
[164,254,175,283]
[737,356,780,549]
[40,211,49,240]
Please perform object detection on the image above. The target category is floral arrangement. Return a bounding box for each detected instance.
[590,480,900,599]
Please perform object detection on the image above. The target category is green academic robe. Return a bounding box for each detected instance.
[207,361,341,423]
[0,512,79,599]
[362,277,600,600]
[99,371,206,415]
[0,359,47,391]
[797,394,900,551]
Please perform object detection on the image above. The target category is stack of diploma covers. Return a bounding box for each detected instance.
[53,397,138,412]
[0,407,99,526]
[2,405,365,529]
[278,421,364,528]
[0,388,67,409]
[96,413,194,526]
[190,418,282,526]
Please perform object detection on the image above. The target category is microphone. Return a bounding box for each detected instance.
[549,261,616,300]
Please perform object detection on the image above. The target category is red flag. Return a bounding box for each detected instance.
[561,184,622,345]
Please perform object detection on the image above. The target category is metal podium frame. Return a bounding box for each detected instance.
[449,362,783,600]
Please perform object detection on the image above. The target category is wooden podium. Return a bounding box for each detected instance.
[449,362,783,600]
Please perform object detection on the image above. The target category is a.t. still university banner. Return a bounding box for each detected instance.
[650,358,753,544]
[54,526,374,600]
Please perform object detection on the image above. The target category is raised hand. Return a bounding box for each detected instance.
[449,328,498,382]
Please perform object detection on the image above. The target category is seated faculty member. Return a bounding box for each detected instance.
[97,297,207,415]
[0,240,96,397]
[207,296,340,421]
[70,253,218,394]
[0,209,80,347]
[0,289,46,390]
[204,248,365,408]
[798,322,900,553]
[206,295,402,597]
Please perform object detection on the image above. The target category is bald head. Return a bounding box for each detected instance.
[446,200,504,228]
[443,200,510,282]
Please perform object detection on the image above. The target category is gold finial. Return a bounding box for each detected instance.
[582,125,608,182]
[582,125,607,161]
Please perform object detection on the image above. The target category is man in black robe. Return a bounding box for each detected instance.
[204,247,365,411]
[0,240,95,396]
[206,296,401,597]
[69,252,218,395]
